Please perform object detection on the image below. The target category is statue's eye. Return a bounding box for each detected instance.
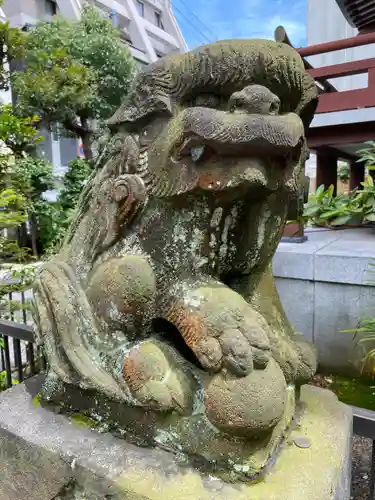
[190,94,223,109]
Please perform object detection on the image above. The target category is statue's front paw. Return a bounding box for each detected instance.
[195,319,271,377]
[123,339,197,414]
[178,286,272,377]
[270,335,317,385]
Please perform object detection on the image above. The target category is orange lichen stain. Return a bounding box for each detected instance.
[123,354,146,390]
[166,303,207,349]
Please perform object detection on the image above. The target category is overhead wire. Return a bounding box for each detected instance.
[171,2,213,45]
[173,0,219,42]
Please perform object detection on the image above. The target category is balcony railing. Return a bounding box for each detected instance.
[297,31,375,114]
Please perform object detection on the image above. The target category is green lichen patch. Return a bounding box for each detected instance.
[70,412,99,429]
[33,393,41,407]
[313,374,375,411]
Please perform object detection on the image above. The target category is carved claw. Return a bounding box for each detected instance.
[194,314,271,377]
[166,285,271,377]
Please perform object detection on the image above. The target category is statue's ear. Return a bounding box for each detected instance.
[287,175,309,220]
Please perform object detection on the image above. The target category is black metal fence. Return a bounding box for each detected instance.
[0,286,45,391]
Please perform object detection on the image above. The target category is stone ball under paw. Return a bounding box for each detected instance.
[204,358,287,437]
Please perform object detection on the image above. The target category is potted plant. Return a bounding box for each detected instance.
[303,177,375,229]
[337,162,350,183]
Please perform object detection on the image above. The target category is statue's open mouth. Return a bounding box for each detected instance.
[171,107,304,170]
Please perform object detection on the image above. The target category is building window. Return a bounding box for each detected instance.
[155,12,164,29]
[51,122,59,142]
[136,1,144,17]
[109,9,119,27]
[45,0,57,18]
[120,30,133,47]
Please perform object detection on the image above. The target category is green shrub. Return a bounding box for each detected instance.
[303,177,375,227]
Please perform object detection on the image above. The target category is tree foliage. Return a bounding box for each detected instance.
[0,109,54,258]
[57,157,92,215]
[0,104,40,154]
[12,6,136,158]
[11,153,55,257]
[0,7,25,92]
[47,158,93,251]
[0,187,29,263]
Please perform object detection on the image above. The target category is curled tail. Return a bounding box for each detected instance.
[32,260,131,401]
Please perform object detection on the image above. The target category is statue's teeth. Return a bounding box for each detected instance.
[190,145,205,162]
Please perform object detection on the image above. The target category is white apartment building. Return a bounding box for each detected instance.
[0,0,187,174]
[3,0,187,66]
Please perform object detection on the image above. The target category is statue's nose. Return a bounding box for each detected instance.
[228,85,280,115]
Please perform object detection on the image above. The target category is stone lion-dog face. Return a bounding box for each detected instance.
[33,39,318,480]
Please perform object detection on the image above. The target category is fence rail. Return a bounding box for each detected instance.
[0,318,41,390]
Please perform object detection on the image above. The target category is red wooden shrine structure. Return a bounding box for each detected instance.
[275,16,375,239]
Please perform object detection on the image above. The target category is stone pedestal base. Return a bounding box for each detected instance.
[0,378,352,500]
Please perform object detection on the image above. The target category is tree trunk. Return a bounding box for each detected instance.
[63,118,94,161]
[80,131,93,160]
[29,213,38,259]
[80,118,93,160]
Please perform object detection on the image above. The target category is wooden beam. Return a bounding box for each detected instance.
[297,30,375,57]
[316,87,375,113]
[316,145,357,162]
[308,57,375,80]
[307,121,375,148]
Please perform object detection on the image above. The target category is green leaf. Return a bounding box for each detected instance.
[349,207,365,214]
[365,196,375,208]
[303,204,320,216]
[315,184,325,198]
[320,209,345,219]
[325,184,335,202]
[329,214,352,226]
[364,213,375,222]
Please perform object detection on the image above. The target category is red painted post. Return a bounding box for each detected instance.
[349,161,365,191]
[316,149,338,195]
[369,67,375,87]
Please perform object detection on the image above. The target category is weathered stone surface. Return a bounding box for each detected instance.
[31,38,319,478]
[273,228,375,374]
[0,380,351,500]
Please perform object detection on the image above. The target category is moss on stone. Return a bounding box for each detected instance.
[33,394,41,407]
[71,413,99,429]
[324,374,375,411]
[112,386,351,500]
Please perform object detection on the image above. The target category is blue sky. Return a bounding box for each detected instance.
[172,0,307,50]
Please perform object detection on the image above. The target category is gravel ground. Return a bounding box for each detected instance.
[311,376,373,499]
[352,435,372,499]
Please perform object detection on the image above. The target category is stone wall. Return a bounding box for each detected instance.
[273,227,375,375]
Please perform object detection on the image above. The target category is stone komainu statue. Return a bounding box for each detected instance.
[32,39,318,480]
